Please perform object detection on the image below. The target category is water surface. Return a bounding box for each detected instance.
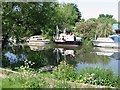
[2,44,120,75]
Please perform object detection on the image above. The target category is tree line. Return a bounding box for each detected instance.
[2,2,81,48]
[2,2,119,48]
[75,14,118,40]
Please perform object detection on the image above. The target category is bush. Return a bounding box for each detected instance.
[53,81,71,88]
[52,61,77,81]
[2,60,50,88]
[76,67,118,87]
[23,77,49,88]
[2,73,50,88]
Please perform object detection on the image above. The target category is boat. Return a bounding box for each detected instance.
[26,35,50,45]
[54,26,82,46]
[92,34,120,48]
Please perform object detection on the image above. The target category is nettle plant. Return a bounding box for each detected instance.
[76,67,118,87]
[15,60,50,88]
[53,81,71,88]
[52,61,77,81]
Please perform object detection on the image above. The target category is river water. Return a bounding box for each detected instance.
[2,44,120,75]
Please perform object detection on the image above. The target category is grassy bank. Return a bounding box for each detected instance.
[1,61,120,88]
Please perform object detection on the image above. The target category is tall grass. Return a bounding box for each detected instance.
[2,61,119,88]
[76,67,118,87]
[52,61,119,87]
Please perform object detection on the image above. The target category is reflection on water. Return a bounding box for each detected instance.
[4,51,26,64]
[2,44,120,75]
[77,47,120,75]
[94,47,120,60]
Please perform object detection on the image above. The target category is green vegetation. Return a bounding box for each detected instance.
[2,2,119,48]
[2,2,81,48]
[75,14,118,40]
[52,61,76,81]
[2,61,49,88]
[2,1,120,89]
[52,61,119,87]
[2,61,119,88]
[2,73,50,88]
[53,81,71,88]
[76,67,118,87]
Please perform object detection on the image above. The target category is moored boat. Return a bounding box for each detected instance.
[92,34,120,48]
[54,26,82,46]
[26,35,50,45]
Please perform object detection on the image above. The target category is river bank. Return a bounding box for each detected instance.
[1,43,120,88]
[1,61,119,89]
[0,67,117,89]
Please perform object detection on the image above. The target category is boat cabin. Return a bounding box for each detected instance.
[109,35,120,42]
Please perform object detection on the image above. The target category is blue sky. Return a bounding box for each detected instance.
[58,0,119,20]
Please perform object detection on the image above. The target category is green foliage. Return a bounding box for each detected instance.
[52,61,77,81]
[23,77,50,88]
[98,14,114,19]
[75,18,98,39]
[96,14,117,37]
[52,61,119,87]
[2,60,50,88]
[2,61,119,88]
[2,2,81,48]
[2,72,50,88]
[75,14,118,40]
[0,78,2,89]
[26,49,57,68]
[53,81,71,88]
[76,67,118,87]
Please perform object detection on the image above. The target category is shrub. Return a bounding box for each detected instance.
[52,61,77,81]
[2,60,50,88]
[53,81,71,88]
[76,67,118,87]
[23,77,49,88]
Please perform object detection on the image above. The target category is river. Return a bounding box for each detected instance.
[2,44,120,76]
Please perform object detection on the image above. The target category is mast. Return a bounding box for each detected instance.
[56,25,59,39]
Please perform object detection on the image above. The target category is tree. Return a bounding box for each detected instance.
[96,14,117,37]
[75,14,118,40]
[2,2,58,47]
[75,18,97,39]
[56,3,81,29]
[2,2,82,48]
[2,2,41,47]
[98,14,113,19]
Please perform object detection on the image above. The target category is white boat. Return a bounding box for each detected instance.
[26,35,50,45]
[54,26,82,46]
[92,34,120,48]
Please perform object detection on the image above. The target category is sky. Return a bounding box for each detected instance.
[58,0,119,20]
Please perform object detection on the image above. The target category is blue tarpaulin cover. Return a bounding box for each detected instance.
[109,35,120,42]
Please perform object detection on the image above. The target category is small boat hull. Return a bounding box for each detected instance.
[92,34,120,48]
[28,41,50,46]
[54,41,81,46]
[26,35,50,46]
[93,41,120,48]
